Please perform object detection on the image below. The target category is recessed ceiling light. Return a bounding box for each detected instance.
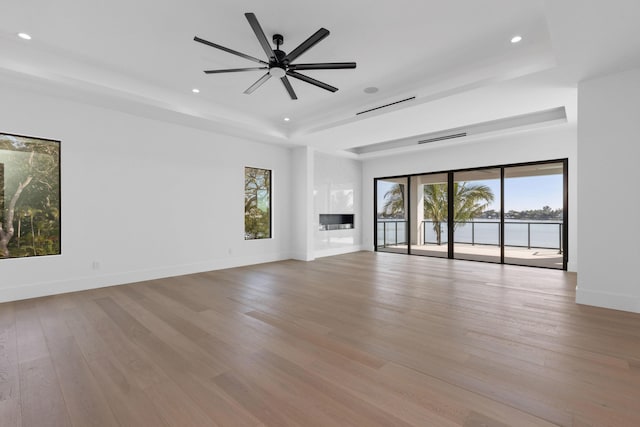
[283,117,290,122]
[17,33,32,40]
[192,88,200,93]
[364,87,379,94]
[511,35,523,44]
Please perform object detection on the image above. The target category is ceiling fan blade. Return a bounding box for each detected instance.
[244,73,272,94]
[280,76,298,100]
[284,28,330,63]
[288,62,356,71]
[194,36,268,65]
[204,67,267,74]
[245,13,276,61]
[286,70,338,92]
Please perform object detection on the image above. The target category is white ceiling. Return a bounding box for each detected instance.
[1,0,640,154]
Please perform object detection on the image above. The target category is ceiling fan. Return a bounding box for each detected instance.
[194,13,356,100]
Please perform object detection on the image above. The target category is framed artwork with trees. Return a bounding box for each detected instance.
[0,132,60,259]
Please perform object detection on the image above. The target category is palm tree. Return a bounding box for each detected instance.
[424,182,494,245]
[381,184,405,218]
[423,184,448,244]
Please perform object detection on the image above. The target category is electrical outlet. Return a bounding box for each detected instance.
[92,261,100,270]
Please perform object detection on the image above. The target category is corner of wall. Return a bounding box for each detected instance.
[291,252,315,262]
[576,287,640,314]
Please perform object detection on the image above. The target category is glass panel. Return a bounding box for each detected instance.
[503,162,564,269]
[0,133,61,259]
[244,167,271,239]
[376,178,408,254]
[410,173,448,258]
[453,169,501,262]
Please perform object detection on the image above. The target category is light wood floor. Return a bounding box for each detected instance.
[1,252,639,426]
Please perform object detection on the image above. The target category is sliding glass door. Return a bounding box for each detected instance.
[411,173,448,258]
[503,162,565,268]
[376,178,409,254]
[374,160,567,270]
[453,169,501,263]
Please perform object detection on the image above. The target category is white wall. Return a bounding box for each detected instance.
[362,126,578,271]
[577,68,640,313]
[0,82,292,302]
[290,146,314,261]
[313,152,362,258]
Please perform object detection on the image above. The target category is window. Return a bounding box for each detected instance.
[244,167,271,239]
[0,133,61,259]
[376,178,408,254]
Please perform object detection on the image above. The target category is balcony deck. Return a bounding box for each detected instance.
[379,243,564,269]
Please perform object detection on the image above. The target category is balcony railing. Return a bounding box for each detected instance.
[376,220,408,247]
[377,219,563,252]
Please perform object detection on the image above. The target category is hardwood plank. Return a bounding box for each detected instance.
[249,349,430,427]
[0,304,20,427]
[0,400,21,427]
[0,305,18,399]
[85,356,168,427]
[213,371,297,427]
[18,356,70,427]
[106,288,229,377]
[93,295,260,427]
[245,310,386,369]
[144,379,219,427]
[1,252,639,426]
[36,299,120,427]
[70,296,168,390]
[14,300,49,363]
[14,300,71,427]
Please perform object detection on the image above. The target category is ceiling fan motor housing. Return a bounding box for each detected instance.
[270,36,288,77]
[273,49,287,64]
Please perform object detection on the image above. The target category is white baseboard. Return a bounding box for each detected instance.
[0,252,291,303]
[576,287,640,313]
[314,245,363,259]
[290,251,315,262]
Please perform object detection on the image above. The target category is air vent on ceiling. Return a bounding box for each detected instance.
[356,96,416,116]
[418,132,467,144]
[347,106,567,155]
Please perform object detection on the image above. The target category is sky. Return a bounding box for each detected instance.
[468,175,563,211]
[377,174,563,214]
[502,175,563,211]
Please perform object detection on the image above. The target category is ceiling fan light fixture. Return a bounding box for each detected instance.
[511,35,523,44]
[269,67,286,78]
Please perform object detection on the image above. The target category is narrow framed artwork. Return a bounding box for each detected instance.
[0,132,61,259]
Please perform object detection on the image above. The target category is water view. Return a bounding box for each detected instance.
[375,161,566,269]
